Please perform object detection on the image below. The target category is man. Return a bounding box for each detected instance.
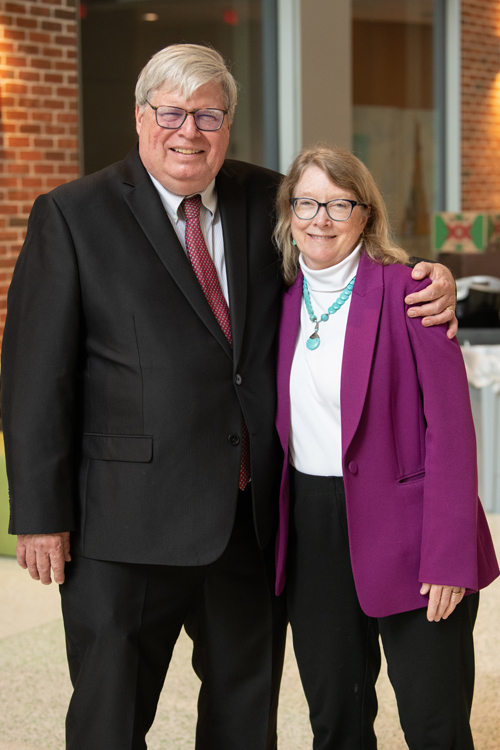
[1,44,457,750]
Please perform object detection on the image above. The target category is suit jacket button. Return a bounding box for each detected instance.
[235,374,243,385]
[228,434,240,446]
[348,461,358,474]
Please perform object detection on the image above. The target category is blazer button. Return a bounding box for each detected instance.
[228,434,240,446]
[235,374,243,385]
[348,461,358,475]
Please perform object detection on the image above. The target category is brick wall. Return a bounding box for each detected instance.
[0,0,79,337]
[461,0,500,210]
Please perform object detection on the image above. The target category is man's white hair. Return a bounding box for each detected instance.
[135,44,238,122]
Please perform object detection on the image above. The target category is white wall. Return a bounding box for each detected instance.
[278,0,352,173]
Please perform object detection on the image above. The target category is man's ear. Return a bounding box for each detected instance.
[135,105,144,136]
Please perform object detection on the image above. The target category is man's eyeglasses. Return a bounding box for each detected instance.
[146,102,228,132]
[290,197,368,222]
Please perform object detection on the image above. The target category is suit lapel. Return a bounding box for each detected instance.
[122,148,232,359]
[276,274,302,452]
[216,166,247,366]
[341,253,384,458]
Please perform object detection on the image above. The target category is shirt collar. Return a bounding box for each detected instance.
[148,173,217,224]
[299,242,362,293]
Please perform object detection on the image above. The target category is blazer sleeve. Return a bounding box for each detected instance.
[404,278,481,589]
[1,193,82,534]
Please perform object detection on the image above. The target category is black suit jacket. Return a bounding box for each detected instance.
[1,146,284,566]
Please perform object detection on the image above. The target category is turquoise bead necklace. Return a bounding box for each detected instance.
[302,275,356,350]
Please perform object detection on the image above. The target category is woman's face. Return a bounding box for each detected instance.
[291,165,369,271]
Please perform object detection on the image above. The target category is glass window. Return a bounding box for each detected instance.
[352,0,441,259]
[79,0,278,175]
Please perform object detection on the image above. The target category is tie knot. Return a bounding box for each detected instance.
[183,195,202,220]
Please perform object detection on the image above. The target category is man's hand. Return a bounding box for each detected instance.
[405,261,458,339]
[16,532,71,585]
[420,583,465,622]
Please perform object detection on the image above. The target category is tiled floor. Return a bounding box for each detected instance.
[0,514,499,750]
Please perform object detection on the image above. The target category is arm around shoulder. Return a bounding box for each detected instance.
[406,261,457,338]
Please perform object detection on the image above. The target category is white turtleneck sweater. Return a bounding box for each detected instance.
[289,244,361,476]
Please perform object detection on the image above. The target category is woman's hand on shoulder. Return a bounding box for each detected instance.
[405,262,458,340]
[420,583,466,621]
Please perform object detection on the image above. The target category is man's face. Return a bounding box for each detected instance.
[136,82,231,195]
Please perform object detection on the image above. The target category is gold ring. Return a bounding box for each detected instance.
[451,590,462,595]
[446,305,454,311]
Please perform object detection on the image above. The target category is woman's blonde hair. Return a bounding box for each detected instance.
[274,144,408,284]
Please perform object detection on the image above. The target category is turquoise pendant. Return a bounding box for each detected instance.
[302,274,356,352]
[307,333,320,350]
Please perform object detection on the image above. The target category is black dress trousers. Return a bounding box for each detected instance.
[287,468,479,750]
[60,487,287,750]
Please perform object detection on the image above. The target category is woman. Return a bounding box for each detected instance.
[274,145,499,750]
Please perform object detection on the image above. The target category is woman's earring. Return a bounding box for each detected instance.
[292,238,296,246]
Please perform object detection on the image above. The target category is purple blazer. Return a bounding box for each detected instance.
[275,252,499,617]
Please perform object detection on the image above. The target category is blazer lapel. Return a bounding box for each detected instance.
[216,165,247,366]
[341,252,384,458]
[276,273,303,452]
[122,147,232,359]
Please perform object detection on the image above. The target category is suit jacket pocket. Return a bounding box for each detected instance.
[398,470,425,485]
[82,433,153,462]
[258,258,281,283]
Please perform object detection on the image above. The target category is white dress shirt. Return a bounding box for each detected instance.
[148,173,229,305]
[289,244,361,476]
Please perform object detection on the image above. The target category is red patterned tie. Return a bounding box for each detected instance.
[183,195,251,491]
